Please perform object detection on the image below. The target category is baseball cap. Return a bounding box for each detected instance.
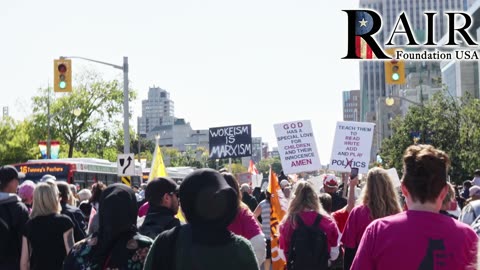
[145,177,179,203]
[323,174,338,188]
[470,186,480,197]
[40,174,56,182]
[0,165,25,186]
[474,169,480,176]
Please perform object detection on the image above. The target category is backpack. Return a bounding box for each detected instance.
[287,214,329,270]
[471,214,480,237]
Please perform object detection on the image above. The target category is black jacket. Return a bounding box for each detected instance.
[139,205,180,240]
[242,192,258,213]
[0,193,29,270]
[61,202,86,242]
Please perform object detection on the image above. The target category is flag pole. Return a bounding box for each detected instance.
[228,158,232,173]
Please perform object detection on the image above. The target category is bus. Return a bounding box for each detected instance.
[142,167,196,183]
[12,158,143,188]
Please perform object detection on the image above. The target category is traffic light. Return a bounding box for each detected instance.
[54,59,72,92]
[384,49,405,85]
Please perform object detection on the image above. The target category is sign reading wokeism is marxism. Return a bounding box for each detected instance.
[274,120,321,174]
[330,121,375,174]
[209,124,252,159]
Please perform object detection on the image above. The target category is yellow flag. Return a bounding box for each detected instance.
[148,144,167,181]
[268,168,287,270]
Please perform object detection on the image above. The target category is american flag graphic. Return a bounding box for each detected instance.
[355,11,376,59]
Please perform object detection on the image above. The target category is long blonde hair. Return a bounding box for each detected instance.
[283,180,328,225]
[30,182,61,219]
[360,167,402,220]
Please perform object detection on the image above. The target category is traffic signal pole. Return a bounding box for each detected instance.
[59,56,131,154]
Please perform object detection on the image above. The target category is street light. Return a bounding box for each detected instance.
[385,96,423,107]
[59,56,130,154]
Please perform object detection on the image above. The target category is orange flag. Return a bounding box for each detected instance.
[267,167,288,270]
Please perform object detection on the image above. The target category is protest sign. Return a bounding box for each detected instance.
[386,168,401,188]
[209,124,252,159]
[274,120,321,174]
[330,121,375,173]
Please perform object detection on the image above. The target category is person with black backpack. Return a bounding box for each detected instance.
[279,180,340,270]
[0,165,29,270]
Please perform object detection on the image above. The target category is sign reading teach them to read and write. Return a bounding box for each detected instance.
[330,121,375,174]
[209,125,252,159]
[274,120,321,175]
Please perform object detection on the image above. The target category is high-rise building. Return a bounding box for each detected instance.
[137,87,175,136]
[343,90,361,122]
[440,0,480,99]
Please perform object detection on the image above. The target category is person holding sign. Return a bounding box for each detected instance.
[341,167,402,270]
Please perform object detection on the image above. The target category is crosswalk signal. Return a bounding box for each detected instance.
[54,59,72,92]
[384,49,405,85]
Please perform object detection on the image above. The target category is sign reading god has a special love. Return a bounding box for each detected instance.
[274,120,321,174]
[330,121,375,173]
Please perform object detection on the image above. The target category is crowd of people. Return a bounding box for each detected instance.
[0,143,479,269]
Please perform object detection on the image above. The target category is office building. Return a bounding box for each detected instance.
[343,90,361,121]
[137,86,175,136]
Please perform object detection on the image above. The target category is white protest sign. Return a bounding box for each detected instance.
[329,121,375,174]
[386,168,401,188]
[274,120,322,175]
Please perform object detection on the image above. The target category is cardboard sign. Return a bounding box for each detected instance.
[209,125,252,159]
[329,121,375,174]
[386,168,401,188]
[274,120,321,174]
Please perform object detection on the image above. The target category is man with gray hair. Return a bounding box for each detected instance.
[241,183,258,212]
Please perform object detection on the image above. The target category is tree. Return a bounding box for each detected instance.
[380,90,480,184]
[0,117,39,165]
[257,157,283,175]
[32,70,136,158]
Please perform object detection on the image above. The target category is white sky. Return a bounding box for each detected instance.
[0,0,360,164]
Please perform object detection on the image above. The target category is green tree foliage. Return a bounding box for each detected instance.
[257,157,283,175]
[380,90,480,184]
[32,70,136,158]
[0,117,39,165]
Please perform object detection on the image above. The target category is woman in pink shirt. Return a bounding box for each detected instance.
[279,180,339,267]
[223,173,266,267]
[341,167,402,270]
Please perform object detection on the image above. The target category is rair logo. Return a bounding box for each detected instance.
[342,10,478,60]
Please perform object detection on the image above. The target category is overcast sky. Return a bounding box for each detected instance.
[0,0,360,164]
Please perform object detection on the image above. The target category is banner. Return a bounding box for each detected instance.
[148,144,167,181]
[329,121,375,173]
[274,120,321,174]
[38,141,47,159]
[209,124,252,159]
[268,168,287,270]
[50,141,60,159]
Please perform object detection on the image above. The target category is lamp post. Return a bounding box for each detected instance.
[59,56,130,154]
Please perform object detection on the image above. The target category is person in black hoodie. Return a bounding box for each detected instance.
[63,183,153,270]
[0,165,29,270]
[139,177,181,239]
[56,181,86,242]
[144,168,258,270]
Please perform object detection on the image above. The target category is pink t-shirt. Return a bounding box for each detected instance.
[279,210,339,257]
[138,202,149,217]
[228,206,262,240]
[341,205,372,248]
[351,210,479,270]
